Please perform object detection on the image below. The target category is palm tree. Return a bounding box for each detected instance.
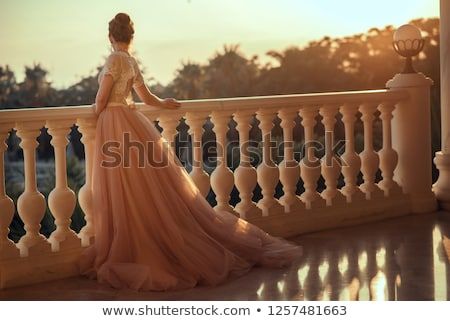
[170,61,203,99]
[203,44,259,98]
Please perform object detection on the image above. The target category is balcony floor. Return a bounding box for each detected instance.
[1,211,450,301]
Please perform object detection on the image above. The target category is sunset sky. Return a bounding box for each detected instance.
[1,0,439,88]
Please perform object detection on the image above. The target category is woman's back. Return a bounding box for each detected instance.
[98,51,144,107]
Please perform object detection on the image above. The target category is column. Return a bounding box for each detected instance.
[77,117,96,246]
[378,103,402,197]
[47,120,81,251]
[185,112,211,197]
[359,103,383,200]
[255,109,284,216]
[320,105,346,206]
[0,125,19,259]
[278,108,304,212]
[299,107,325,209]
[210,111,235,214]
[158,113,182,154]
[15,121,51,257]
[233,110,262,219]
[433,0,450,210]
[387,71,437,212]
[339,104,365,203]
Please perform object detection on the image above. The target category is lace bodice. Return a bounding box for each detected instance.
[98,51,145,106]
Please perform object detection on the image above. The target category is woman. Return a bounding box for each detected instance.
[78,12,302,291]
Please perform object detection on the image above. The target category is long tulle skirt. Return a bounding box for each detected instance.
[77,104,302,291]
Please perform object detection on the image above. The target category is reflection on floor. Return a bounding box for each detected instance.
[1,211,450,300]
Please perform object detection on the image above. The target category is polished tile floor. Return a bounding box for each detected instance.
[1,211,450,300]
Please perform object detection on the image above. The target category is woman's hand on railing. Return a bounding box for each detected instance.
[160,98,181,109]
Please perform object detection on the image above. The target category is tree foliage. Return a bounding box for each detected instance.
[0,18,440,106]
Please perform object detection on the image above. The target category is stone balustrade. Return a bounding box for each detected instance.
[0,84,437,289]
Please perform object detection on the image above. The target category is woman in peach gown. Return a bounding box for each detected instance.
[77,13,302,291]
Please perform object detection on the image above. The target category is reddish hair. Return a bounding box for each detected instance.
[109,13,134,43]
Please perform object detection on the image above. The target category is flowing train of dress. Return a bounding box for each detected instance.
[77,52,302,291]
[77,105,302,291]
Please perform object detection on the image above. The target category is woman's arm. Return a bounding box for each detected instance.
[94,74,114,115]
[134,83,181,109]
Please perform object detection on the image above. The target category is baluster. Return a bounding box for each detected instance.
[299,107,325,209]
[319,105,345,206]
[210,111,236,214]
[15,122,50,257]
[46,120,81,251]
[0,125,19,259]
[255,109,283,216]
[233,110,262,219]
[185,112,210,197]
[77,118,96,246]
[158,113,182,155]
[278,108,304,212]
[378,102,402,196]
[359,103,384,200]
[339,104,365,203]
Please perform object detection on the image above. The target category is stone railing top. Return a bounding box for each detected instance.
[0,89,409,125]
